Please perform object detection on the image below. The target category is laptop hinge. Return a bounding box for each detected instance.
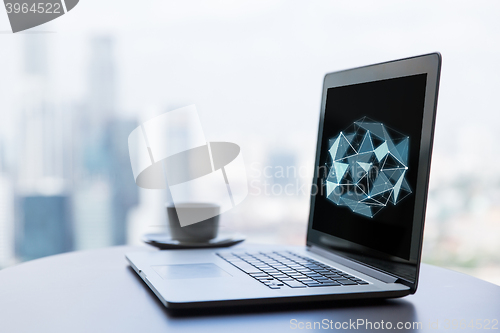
[308,245,398,283]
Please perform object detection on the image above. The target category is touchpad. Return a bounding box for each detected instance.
[152,263,231,280]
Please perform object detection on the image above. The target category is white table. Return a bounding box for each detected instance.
[0,245,499,332]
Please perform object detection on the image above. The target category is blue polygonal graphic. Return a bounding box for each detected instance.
[324,117,412,218]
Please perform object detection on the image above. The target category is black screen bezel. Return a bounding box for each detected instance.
[306,53,441,293]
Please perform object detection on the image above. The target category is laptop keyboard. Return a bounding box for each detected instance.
[217,251,369,290]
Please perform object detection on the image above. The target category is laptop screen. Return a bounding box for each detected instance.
[307,55,440,286]
[312,73,427,260]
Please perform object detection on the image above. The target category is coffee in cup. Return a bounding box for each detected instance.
[166,203,220,243]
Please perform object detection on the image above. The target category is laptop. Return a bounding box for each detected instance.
[126,53,441,309]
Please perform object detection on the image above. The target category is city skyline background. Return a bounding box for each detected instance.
[0,1,499,285]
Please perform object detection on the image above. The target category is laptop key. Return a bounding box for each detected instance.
[279,278,294,281]
[263,270,280,274]
[324,274,341,278]
[305,273,322,278]
[263,279,280,284]
[302,280,320,285]
[283,280,306,288]
[315,278,330,282]
[250,274,269,278]
[270,274,287,279]
[319,282,341,286]
[231,262,262,274]
[314,270,330,274]
[304,265,321,270]
[336,279,358,285]
[299,278,316,283]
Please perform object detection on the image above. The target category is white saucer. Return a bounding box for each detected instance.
[143,233,245,249]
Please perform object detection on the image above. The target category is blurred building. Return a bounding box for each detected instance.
[72,36,138,249]
[106,119,139,245]
[88,36,116,130]
[268,151,297,194]
[72,181,113,249]
[0,174,15,268]
[0,136,15,268]
[18,195,72,261]
[15,34,74,261]
[79,36,116,176]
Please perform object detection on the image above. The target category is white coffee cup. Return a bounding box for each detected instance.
[166,203,220,243]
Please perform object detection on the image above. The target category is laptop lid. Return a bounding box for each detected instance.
[306,53,441,293]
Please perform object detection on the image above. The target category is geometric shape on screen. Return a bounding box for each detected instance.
[324,117,412,218]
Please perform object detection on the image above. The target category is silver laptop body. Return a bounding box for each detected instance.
[127,53,441,309]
